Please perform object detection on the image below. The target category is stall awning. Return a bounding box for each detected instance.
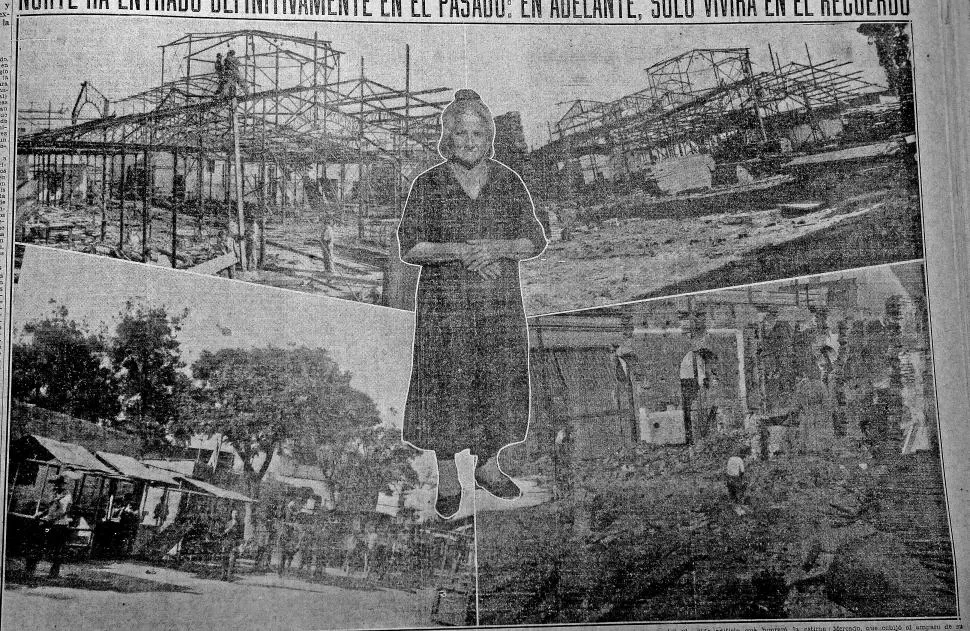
[31,435,118,476]
[96,452,181,486]
[177,476,255,503]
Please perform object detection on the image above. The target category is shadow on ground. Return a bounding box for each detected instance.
[4,559,199,595]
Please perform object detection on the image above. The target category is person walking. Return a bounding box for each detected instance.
[220,508,244,581]
[725,447,749,516]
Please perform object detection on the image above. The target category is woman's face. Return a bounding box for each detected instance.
[451,113,489,165]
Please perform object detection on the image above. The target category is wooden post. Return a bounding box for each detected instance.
[313,32,319,126]
[105,152,115,241]
[223,157,231,207]
[358,56,365,240]
[744,50,768,143]
[395,45,410,216]
[259,154,267,269]
[321,35,328,211]
[172,150,179,268]
[59,154,67,208]
[84,154,90,219]
[142,149,150,262]
[231,96,248,270]
[260,100,268,270]
[197,121,204,230]
[59,154,67,211]
[118,153,127,251]
[45,154,52,206]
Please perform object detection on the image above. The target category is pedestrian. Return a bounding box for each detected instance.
[253,511,275,572]
[558,203,577,242]
[25,476,73,579]
[277,521,298,578]
[341,530,357,574]
[725,447,749,515]
[220,508,244,581]
[310,521,330,580]
[116,495,140,557]
[320,218,335,274]
[793,350,836,454]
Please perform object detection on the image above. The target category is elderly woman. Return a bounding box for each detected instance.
[398,89,547,518]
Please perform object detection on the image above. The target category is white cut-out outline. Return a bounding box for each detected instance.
[396,90,549,516]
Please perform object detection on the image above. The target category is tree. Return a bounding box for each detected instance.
[288,381,417,513]
[186,346,415,502]
[12,305,121,424]
[110,301,191,453]
[858,23,914,133]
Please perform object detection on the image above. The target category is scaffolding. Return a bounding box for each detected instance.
[546,46,888,183]
[17,29,450,270]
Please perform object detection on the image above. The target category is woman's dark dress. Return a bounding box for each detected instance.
[398,160,547,458]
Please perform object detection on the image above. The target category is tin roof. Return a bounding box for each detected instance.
[96,452,181,486]
[31,435,117,475]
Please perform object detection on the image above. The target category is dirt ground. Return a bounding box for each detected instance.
[474,434,955,625]
[17,200,384,303]
[18,160,922,313]
[253,217,384,302]
[521,162,921,315]
[3,559,442,630]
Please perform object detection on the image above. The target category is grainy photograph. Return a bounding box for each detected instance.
[477,260,956,623]
[2,247,478,630]
[6,11,962,631]
[14,19,921,314]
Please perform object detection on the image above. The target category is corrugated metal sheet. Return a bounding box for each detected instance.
[97,452,181,486]
[178,476,255,503]
[32,435,117,475]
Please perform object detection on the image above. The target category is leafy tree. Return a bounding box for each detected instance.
[186,346,415,502]
[858,23,914,132]
[307,410,419,513]
[12,304,121,424]
[110,301,191,452]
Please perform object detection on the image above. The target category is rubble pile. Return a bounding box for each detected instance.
[477,433,955,624]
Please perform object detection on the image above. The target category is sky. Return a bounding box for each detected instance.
[16,18,896,147]
[13,246,416,426]
[12,246,523,515]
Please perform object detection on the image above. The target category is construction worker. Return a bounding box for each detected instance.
[214,53,226,96]
[224,50,242,97]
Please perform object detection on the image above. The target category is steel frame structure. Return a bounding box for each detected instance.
[549,47,887,171]
[22,30,448,161]
[17,29,451,267]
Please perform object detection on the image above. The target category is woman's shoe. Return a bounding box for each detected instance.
[435,492,463,519]
[474,468,522,501]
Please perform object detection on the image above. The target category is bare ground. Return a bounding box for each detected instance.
[475,436,954,625]
[521,165,921,315]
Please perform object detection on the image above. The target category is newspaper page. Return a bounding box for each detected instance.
[1,1,968,630]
